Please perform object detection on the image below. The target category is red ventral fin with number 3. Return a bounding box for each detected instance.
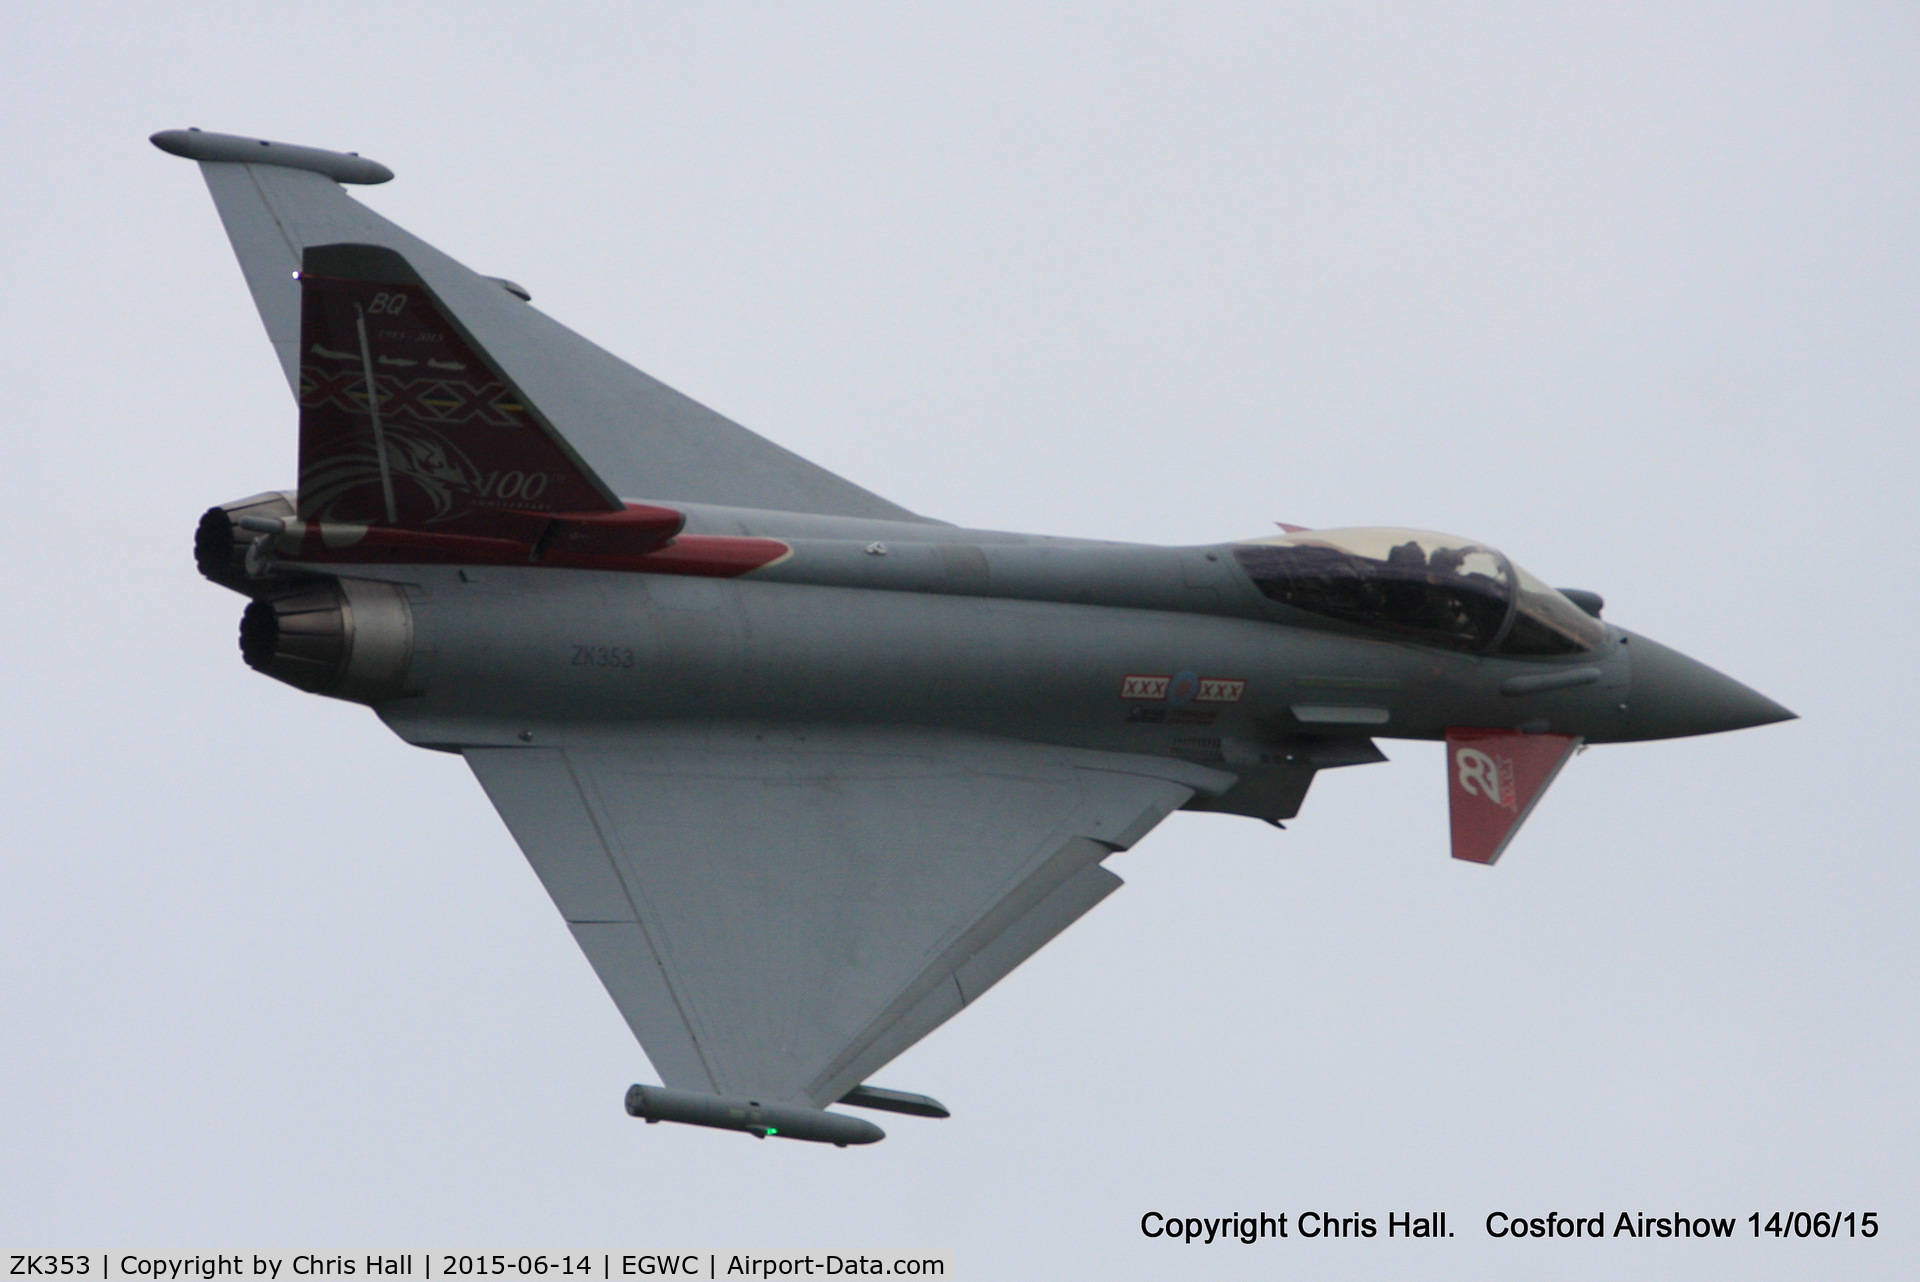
[1446,728,1582,865]
[296,242,622,532]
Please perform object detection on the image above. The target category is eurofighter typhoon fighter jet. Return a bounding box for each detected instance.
[156,128,1794,1147]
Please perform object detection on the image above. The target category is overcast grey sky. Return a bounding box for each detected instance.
[3,4,1914,1278]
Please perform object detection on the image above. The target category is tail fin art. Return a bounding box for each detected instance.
[241,244,798,579]
[296,243,620,528]
[197,245,798,584]
[154,128,927,522]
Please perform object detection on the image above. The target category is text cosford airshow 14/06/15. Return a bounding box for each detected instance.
[1137,1208,1882,1246]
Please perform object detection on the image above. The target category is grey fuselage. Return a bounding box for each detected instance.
[328,503,1669,763]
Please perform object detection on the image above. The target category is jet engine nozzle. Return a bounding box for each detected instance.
[239,578,416,704]
[195,491,298,596]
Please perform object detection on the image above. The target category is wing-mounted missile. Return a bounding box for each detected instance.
[1445,728,1581,864]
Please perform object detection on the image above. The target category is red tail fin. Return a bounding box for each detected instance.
[1446,728,1581,865]
[296,243,620,529]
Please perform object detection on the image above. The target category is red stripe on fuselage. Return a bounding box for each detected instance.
[594,535,793,577]
[291,529,789,578]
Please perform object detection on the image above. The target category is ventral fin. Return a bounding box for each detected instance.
[1445,728,1581,865]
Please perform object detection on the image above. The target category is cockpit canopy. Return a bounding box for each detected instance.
[1231,527,1606,656]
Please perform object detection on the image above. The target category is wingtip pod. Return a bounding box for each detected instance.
[625,1084,886,1146]
[151,128,394,184]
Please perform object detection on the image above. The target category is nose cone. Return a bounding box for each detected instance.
[1620,630,1796,741]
